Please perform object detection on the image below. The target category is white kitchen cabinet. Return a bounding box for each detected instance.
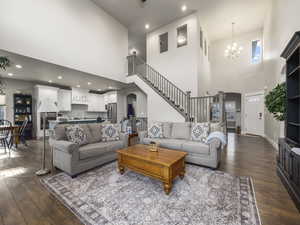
[104,91,117,105]
[58,89,71,111]
[34,85,59,138]
[88,93,106,112]
[35,85,59,112]
[72,88,89,105]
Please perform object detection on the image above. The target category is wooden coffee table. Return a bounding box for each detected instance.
[117,144,187,195]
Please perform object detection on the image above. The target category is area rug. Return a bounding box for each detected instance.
[41,162,261,225]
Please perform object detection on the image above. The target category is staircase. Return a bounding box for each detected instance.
[127,55,226,123]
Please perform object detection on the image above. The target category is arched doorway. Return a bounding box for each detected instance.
[126,93,137,118]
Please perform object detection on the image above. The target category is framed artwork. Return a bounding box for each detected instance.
[177,24,188,48]
[159,32,168,53]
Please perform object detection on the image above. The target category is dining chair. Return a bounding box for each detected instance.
[11,118,28,148]
[0,120,12,156]
[18,118,28,146]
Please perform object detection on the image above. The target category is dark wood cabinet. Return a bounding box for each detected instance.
[13,94,33,140]
[278,32,300,211]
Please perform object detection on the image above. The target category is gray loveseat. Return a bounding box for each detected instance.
[139,122,224,169]
[49,123,128,177]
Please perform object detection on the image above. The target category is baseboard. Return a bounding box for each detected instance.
[264,135,278,150]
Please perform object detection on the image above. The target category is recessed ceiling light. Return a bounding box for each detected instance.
[76,84,81,88]
[181,5,187,12]
[145,24,150,29]
[87,82,92,85]
[108,86,113,89]
[57,76,63,80]
[48,80,52,83]
[97,89,102,91]
[15,64,22,69]
[8,73,13,77]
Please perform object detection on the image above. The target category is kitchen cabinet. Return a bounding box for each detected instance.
[58,89,71,111]
[104,91,117,105]
[34,85,59,138]
[72,88,89,105]
[35,85,59,112]
[88,93,106,112]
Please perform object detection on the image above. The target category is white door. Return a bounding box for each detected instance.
[244,92,264,136]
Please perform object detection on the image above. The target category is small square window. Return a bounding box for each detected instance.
[159,32,168,53]
[251,40,262,64]
[177,24,188,48]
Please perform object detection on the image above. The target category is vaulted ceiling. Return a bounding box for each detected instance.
[92,0,270,42]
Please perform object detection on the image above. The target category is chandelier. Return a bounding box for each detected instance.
[225,23,243,59]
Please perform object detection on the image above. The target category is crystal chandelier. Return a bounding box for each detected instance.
[225,23,243,59]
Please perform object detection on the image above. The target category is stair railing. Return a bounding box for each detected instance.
[128,54,190,119]
[127,55,226,126]
[189,92,226,124]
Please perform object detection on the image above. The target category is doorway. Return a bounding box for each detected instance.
[126,93,137,118]
[225,93,242,134]
[244,92,265,136]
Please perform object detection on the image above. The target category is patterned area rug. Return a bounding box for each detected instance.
[41,162,261,225]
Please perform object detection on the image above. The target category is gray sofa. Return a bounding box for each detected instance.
[49,123,128,177]
[139,122,224,169]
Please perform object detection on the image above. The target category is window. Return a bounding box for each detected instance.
[200,28,203,49]
[251,40,262,64]
[159,32,168,53]
[177,24,188,48]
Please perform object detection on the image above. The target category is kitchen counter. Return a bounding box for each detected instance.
[49,119,105,129]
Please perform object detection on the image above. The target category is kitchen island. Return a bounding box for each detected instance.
[49,118,106,129]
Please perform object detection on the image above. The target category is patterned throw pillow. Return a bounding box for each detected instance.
[191,123,210,143]
[65,125,88,146]
[148,122,163,138]
[101,124,120,142]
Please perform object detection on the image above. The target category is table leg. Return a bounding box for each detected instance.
[179,160,185,179]
[118,165,125,175]
[179,171,185,179]
[164,182,172,195]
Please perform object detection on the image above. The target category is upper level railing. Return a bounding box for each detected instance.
[127,54,226,125]
[128,55,190,116]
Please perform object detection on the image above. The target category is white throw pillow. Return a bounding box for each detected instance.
[148,122,164,138]
[101,124,120,142]
[65,125,88,146]
[191,123,210,143]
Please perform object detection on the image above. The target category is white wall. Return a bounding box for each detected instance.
[208,29,265,133]
[263,0,300,145]
[209,29,264,94]
[0,0,128,82]
[197,16,211,96]
[147,13,200,96]
[127,75,185,123]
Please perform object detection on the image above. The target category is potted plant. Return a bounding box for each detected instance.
[0,56,10,70]
[265,83,286,137]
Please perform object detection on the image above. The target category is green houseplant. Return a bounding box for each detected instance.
[0,56,10,70]
[265,83,286,121]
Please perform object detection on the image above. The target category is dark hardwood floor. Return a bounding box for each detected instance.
[0,134,299,225]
